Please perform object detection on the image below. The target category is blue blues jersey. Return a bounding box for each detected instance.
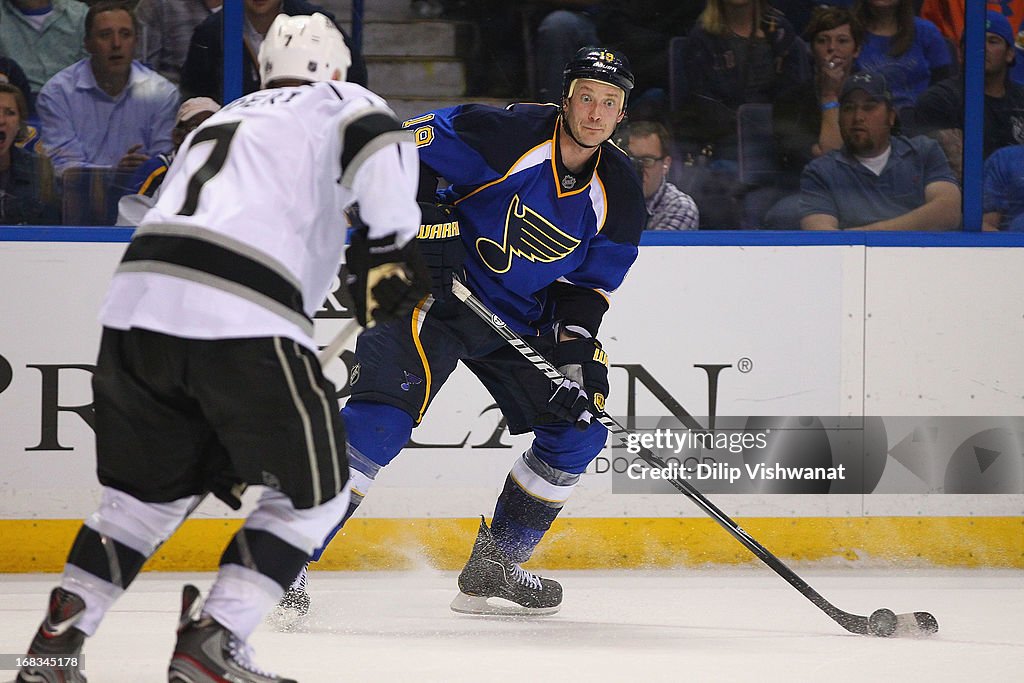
[404,103,646,336]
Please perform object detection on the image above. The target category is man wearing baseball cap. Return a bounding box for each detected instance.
[915,10,1024,174]
[799,71,961,231]
[116,97,221,225]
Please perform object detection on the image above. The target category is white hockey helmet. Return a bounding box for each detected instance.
[258,13,351,87]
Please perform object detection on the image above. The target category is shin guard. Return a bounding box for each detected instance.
[490,450,579,563]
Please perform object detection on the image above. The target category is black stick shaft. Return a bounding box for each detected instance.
[451,279,870,635]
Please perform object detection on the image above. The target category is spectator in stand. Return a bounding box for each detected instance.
[0,82,58,224]
[762,6,865,228]
[36,1,179,176]
[618,120,699,230]
[532,1,700,109]
[679,0,809,163]
[851,0,954,112]
[799,71,961,230]
[134,0,223,84]
[0,0,88,108]
[776,7,865,184]
[919,1,1024,44]
[180,0,367,102]
[115,96,220,226]
[983,144,1024,231]
[533,2,600,103]
[913,10,1024,178]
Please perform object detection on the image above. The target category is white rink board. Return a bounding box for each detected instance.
[0,242,1021,519]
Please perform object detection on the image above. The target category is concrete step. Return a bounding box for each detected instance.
[368,56,466,97]
[385,96,512,122]
[338,20,464,58]
[321,0,418,22]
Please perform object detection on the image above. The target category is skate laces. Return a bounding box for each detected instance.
[289,565,308,592]
[510,564,542,591]
[226,633,277,678]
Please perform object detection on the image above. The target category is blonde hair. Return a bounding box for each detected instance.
[699,0,767,36]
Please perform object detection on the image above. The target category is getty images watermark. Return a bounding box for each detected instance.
[599,417,858,494]
[621,427,845,485]
[601,416,1024,494]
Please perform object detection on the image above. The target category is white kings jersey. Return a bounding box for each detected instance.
[99,81,421,348]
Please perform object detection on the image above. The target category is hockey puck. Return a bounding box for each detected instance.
[868,608,898,637]
[912,611,939,635]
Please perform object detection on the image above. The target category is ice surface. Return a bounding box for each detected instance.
[2,568,1021,682]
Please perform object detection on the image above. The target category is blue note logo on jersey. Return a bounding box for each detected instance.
[401,370,423,391]
[475,195,582,274]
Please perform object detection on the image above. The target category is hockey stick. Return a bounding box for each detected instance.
[317,318,361,369]
[451,278,938,638]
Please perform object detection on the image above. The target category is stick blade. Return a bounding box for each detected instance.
[893,611,939,638]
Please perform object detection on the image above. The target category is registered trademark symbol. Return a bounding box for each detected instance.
[737,357,753,373]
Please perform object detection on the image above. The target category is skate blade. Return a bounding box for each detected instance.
[449,592,560,617]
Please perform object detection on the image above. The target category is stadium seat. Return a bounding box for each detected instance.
[668,36,688,113]
[62,167,136,226]
[737,103,779,186]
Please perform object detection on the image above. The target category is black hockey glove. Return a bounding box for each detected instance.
[415,202,465,301]
[548,336,609,431]
[346,227,431,327]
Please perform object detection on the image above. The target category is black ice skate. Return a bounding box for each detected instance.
[168,584,296,683]
[17,587,88,683]
[450,517,562,617]
[266,563,310,631]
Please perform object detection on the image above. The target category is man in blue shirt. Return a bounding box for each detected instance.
[36,0,178,175]
[983,144,1024,231]
[799,71,961,231]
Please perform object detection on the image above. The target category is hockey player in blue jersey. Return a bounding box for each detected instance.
[278,47,647,620]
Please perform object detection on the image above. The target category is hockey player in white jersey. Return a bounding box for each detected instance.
[16,13,428,683]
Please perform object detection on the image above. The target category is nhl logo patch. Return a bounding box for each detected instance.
[561,174,576,189]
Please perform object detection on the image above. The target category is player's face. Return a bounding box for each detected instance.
[839,90,895,157]
[812,24,860,71]
[245,0,283,20]
[85,9,136,79]
[627,133,669,199]
[563,80,625,148]
[984,33,1014,76]
[0,92,20,157]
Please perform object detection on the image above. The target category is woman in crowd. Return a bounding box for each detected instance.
[681,0,809,162]
[0,83,58,225]
[853,0,953,111]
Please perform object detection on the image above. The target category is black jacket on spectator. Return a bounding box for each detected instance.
[1,146,59,225]
[179,0,367,103]
[680,9,809,156]
[913,76,1024,159]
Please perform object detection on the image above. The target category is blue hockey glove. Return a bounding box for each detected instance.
[548,336,609,430]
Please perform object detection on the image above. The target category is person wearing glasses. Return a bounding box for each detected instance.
[618,120,698,230]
